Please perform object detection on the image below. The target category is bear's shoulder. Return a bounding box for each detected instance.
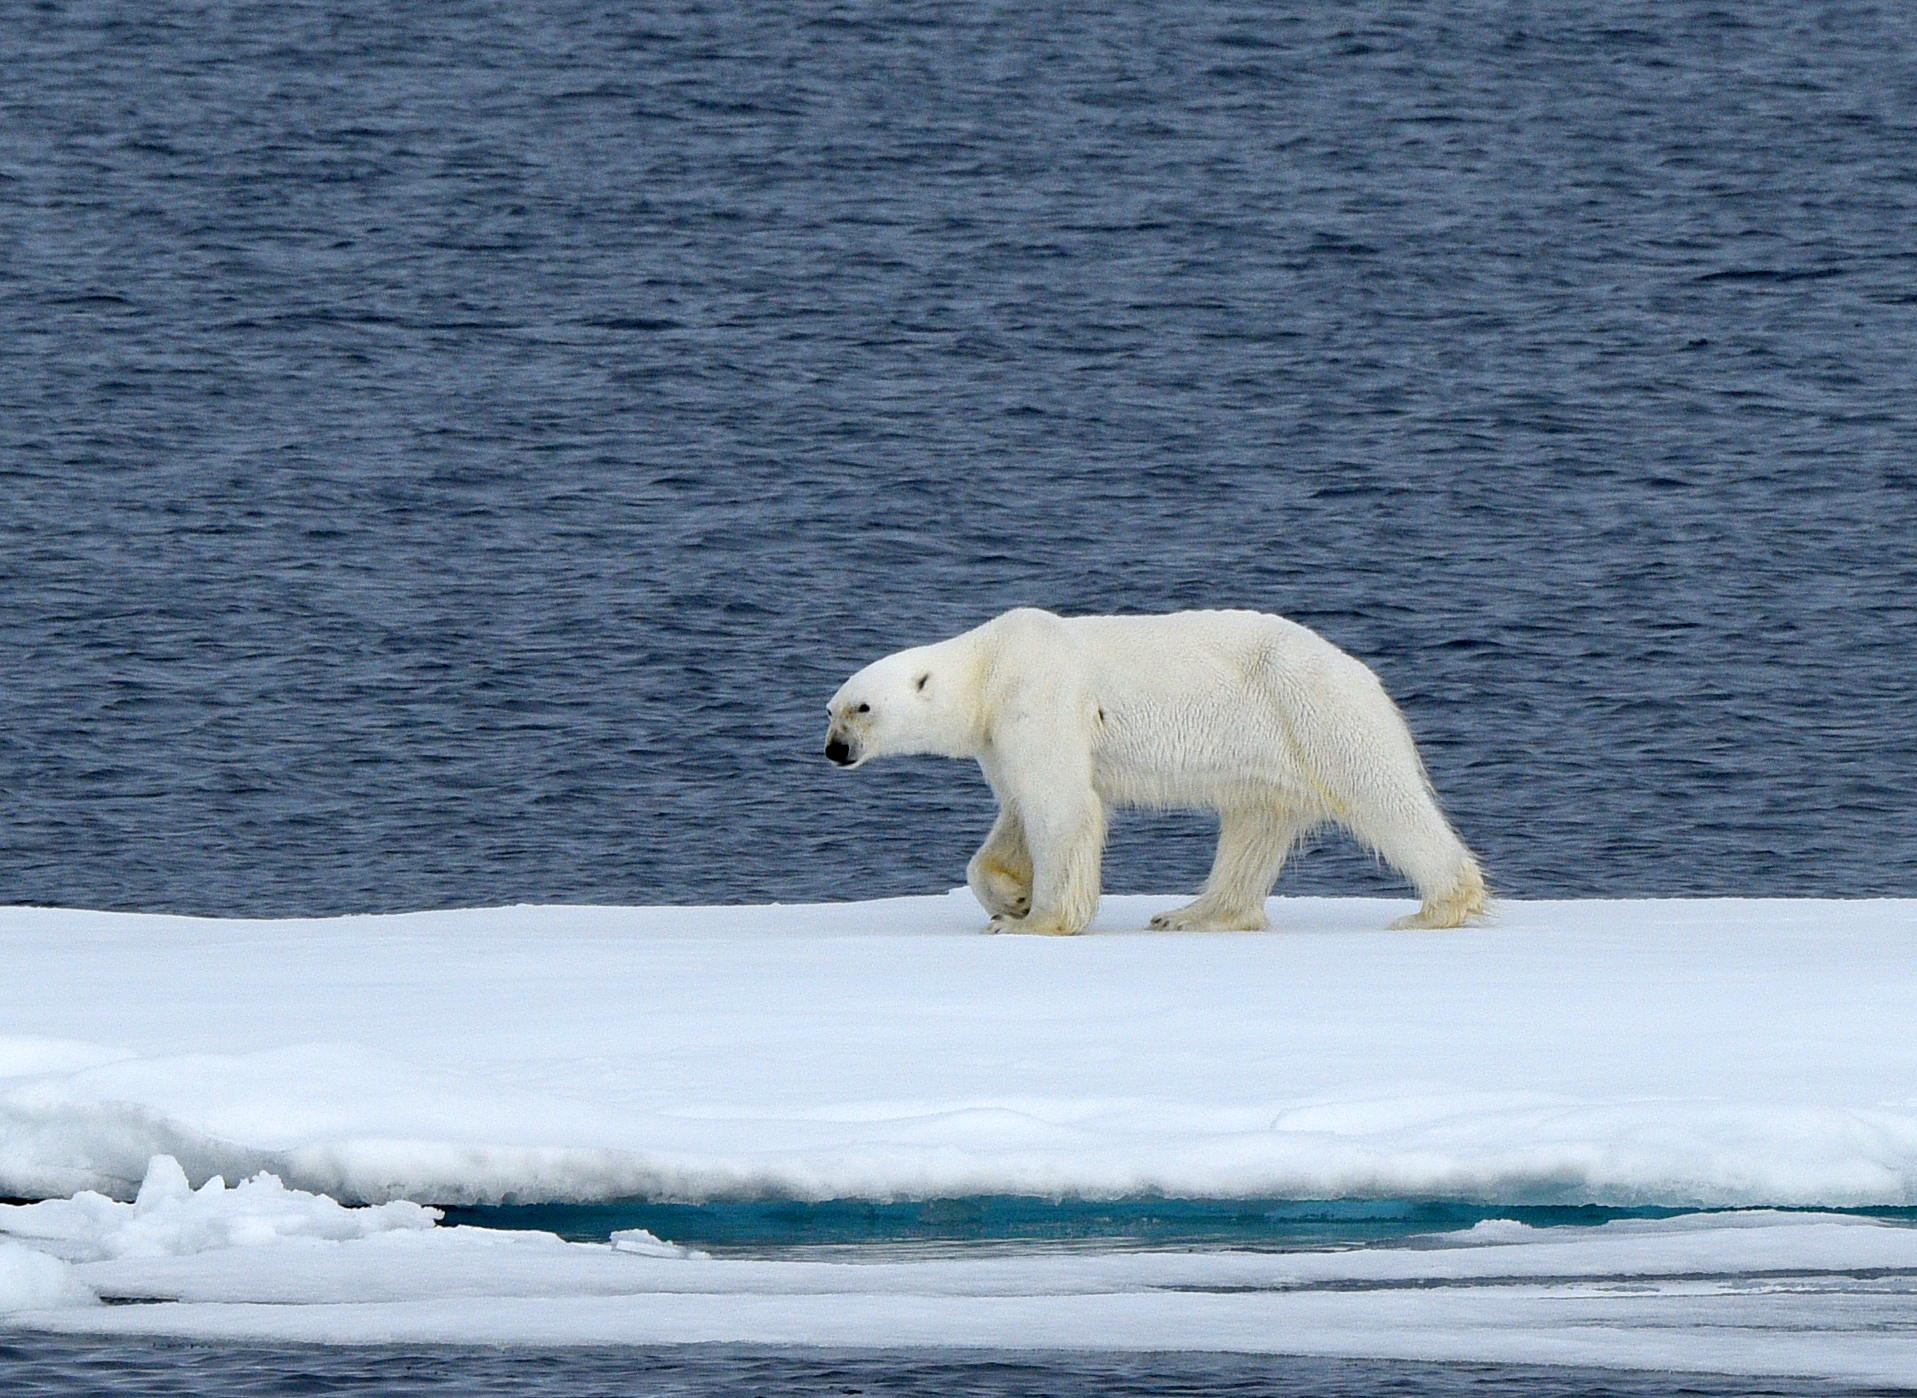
[988,605,1064,628]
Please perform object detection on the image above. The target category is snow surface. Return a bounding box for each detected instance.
[2,893,1915,1379]
[1,893,1912,1208]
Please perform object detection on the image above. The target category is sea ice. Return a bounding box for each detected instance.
[2,894,1915,1378]
[0,1176,1913,1382]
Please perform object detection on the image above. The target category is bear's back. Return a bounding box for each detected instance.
[1004,610,1337,807]
[1056,610,1334,692]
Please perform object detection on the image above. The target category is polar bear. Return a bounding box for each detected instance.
[823,608,1486,936]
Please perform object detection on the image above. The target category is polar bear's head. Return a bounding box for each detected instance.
[824,641,980,768]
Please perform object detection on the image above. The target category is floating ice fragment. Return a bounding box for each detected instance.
[610,1227,708,1259]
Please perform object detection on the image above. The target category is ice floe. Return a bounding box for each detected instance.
[0,894,1911,1208]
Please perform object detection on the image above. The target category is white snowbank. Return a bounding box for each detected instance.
[1,1195,1914,1381]
[1,893,1914,1208]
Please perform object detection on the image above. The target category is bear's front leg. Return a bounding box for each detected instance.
[967,806,1033,921]
[976,716,1105,936]
[996,787,1105,936]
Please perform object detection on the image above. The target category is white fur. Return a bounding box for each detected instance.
[825,608,1485,936]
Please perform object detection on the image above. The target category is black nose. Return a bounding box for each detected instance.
[825,739,851,766]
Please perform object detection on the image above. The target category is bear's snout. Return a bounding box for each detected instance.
[824,737,853,766]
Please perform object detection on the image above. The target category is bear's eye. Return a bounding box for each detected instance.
[914,674,929,692]
[856,702,870,714]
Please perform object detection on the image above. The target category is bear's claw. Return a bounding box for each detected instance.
[970,869,1032,920]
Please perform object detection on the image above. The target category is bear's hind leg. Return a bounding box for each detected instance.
[1150,806,1305,932]
[1341,792,1486,929]
[967,807,1033,920]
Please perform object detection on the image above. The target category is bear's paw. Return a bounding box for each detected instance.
[1147,903,1268,933]
[984,913,1081,936]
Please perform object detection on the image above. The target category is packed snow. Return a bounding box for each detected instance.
[2,893,1915,1378]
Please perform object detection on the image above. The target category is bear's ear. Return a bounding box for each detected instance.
[915,672,930,694]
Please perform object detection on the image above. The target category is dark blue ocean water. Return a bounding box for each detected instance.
[5,0,1915,918]
[5,1,1917,1391]
[9,1336,1914,1398]
[5,1338,1901,1398]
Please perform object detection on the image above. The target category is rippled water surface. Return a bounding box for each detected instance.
[5,0,1913,916]
[0,1338,1900,1398]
